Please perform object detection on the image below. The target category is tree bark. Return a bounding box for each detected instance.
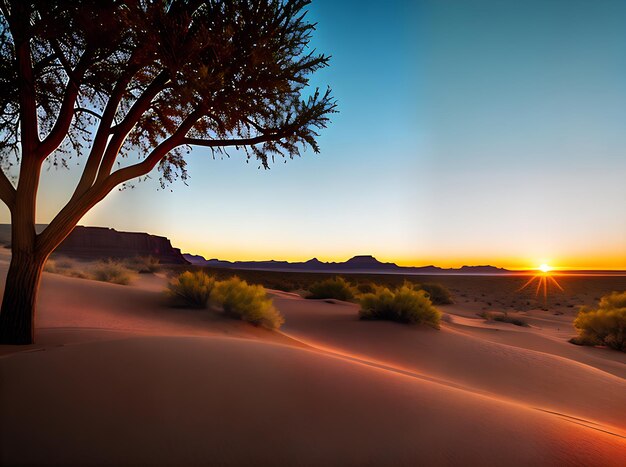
[0,250,45,345]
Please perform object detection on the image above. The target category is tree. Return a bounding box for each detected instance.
[0,0,335,344]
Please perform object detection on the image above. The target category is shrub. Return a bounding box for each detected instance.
[307,277,355,301]
[211,277,284,329]
[359,284,441,328]
[125,256,161,273]
[89,259,135,285]
[572,291,626,352]
[356,281,376,294]
[43,258,58,273]
[168,271,215,308]
[479,311,529,327]
[415,283,453,305]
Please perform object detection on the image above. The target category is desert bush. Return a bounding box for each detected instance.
[211,277,284,329]
[478,311,528,327]
[44,256,89,279]
[168,270,216,308]
[415,283,453,305]
[359,284,441,328]
[356,281,376,294]
[572,291,626,351]
[494,313,528,327]
[89,259,135,285]
[43,258,58,273]
[125,256,161,273]
[307,277,355,301]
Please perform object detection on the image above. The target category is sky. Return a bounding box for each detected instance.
[3,0,626,269]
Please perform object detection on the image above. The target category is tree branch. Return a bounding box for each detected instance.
[36,51,92,159]
[182,131,292,148]
[11,2,39,157]
[0,168,16,210]
[95,71,170,182]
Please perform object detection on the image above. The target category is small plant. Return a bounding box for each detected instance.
[571,291,626,352]
[359,284,441,328]
[43,258,58,273]
[415,283,453,305]
[125,256,161,273]
[478,311,529,327]
[307,277,355,301]
[89,259,135,285]
[356,281,376,294]
[167,271,215,308]
[211,277,284,329]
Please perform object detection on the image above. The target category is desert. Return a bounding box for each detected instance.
[1,247,625,465]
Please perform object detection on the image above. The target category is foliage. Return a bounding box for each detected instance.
[89,259,135,285]
[355,281,376,294]
[167,270,215,308]
[415,283,453,305]
[478,311,529,327]
[307,277,355,301]
[0,0,335,343]
[359,284,441,328]
[211,277,284,329]
[125,256,161,274]
[572,291,626,351]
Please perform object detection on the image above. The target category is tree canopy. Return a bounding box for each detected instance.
[0,0,335,344]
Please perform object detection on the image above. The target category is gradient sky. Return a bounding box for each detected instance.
[3,0,626,269]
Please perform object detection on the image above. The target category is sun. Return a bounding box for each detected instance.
[538,263,551,273]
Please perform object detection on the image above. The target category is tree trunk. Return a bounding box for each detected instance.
[0,250,44,345]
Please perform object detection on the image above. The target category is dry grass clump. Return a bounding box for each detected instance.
[478,311,529,327]
[307,277,355,301]
[212,277,284,330]
[359,284,441,328]
[167,270,216,308]
[167,272,283,329]
[89,259,135,285]
[125,256,161,273]
[43,256,89,279]
[415,283,453,305]
[571,291,626,352]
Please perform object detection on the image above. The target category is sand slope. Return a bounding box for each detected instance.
[1,263,625,465]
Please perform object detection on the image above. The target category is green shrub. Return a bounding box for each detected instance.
[415,283,453,305]
[356,281,376,294]
[168,270,215,308]
[125,256,161,273]
[89,259,135,285]
[479,311,529,327]
[211,277,284,329]
[572,291,626,352]
[359,284,441,328]
[307,277,355,301]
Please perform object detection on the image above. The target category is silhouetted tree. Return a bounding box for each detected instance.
[0,0,335,344]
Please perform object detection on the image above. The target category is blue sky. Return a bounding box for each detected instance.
[3,0,625,269]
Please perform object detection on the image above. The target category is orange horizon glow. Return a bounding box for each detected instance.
[183,243,626,271]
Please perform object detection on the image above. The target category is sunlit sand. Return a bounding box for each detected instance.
[1,249,624,465]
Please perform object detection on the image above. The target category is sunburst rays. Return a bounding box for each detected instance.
[518,266,563,302]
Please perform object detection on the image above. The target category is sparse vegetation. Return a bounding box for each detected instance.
[167,271,216,308]
[571,291,626,352]
[478,311,529,327]
[89,260,135,285]
[166,272,283,329]
[415,283,453,305]
[359,284,441,328]
[212,277,284,330]
[125,256,161,274]
[307,277,355,301]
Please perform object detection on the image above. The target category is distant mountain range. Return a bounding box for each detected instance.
[183,254,510,275]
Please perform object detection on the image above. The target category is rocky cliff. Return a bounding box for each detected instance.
[54,226,189,264]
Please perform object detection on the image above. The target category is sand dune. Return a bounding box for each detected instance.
[1,263,625,465]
